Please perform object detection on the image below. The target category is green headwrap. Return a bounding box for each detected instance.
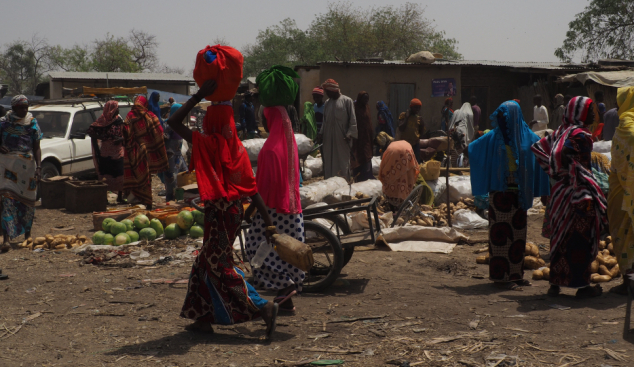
[256,65,299,107]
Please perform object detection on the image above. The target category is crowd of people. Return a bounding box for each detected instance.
[2,43,634,340]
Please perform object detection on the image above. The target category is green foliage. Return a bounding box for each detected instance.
[0,36,50,95]
[555,0,634,62]
[91,34,141,72]
[243,2,462,78]
[48,45,92,72]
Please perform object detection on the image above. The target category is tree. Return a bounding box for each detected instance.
[0,35,51,95]
[48,44,92,72]
[129,29,159,71]
[243,18,324,77]
[91,34,141,72]
[555,0,634,62]
[242,2,461,77]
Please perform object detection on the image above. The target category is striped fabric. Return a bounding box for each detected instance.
[531,96,607,258]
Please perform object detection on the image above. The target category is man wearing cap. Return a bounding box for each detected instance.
[397,98,425,163]
[319,79,357,180]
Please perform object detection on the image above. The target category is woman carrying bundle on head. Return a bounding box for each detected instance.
[243,65,304,313]
[166,45,281,338]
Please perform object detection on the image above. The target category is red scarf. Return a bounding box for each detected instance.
[191,105,257,202]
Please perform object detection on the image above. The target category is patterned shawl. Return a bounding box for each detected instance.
[124,96,168,174]
[376,101,395,137]
[91,100,119,128]
[531,96,607,257]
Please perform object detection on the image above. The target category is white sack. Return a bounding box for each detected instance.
[300,177,349,207]
[295,134,314,156]
[305,155,323,176]
[593,141,612,154]
[406,51,436,64]
[331,180,383,203]
[426,179,446,199]
[381,225,467,243]
[242,138,267,162]
[347,211,393,232]
[302,167,313,180]
[242,134,314,163]
[385,241,456,253]
[372,156,381,176]
[434,176,473,205]
[452,209,488,230]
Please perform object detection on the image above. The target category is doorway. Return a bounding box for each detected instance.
[389,83,416,121]
[461,86,489,130]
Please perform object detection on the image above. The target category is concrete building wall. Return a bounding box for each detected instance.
[49,79,191,99]
[319,63,462,132]
[295,68,321,116]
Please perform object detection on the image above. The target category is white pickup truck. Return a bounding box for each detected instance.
[30,100,133,179]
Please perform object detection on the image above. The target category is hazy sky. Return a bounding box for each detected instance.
[5,0,588,72]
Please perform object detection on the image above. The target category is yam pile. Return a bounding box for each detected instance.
[476,237,620,284]
[18,234,89,251]
[380,197,478,227]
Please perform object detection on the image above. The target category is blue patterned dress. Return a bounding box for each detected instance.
[0,112,42,239]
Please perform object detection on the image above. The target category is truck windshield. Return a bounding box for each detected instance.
[32,112,71,138]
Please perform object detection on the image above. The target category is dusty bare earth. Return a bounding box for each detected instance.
[1,191,634,366]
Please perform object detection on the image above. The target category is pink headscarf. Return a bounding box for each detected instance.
[256,106,301,214]
[92,100,119,127]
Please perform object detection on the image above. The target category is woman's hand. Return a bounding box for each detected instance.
[196,80,218,99]
[35,167,41,182]
[265,225,278,244]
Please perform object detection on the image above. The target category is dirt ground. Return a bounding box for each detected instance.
[1,192,634,366]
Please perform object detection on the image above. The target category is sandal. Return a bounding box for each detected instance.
[0,244,9,253]
[184,321,214,333]
[547,285,560,297]
[576,285,603,298]
[493,282,523,291]
[514,279,532,287]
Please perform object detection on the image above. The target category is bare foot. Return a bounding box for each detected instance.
[260,302,278,340]
[184,320,214,333]
[1,235,10,253]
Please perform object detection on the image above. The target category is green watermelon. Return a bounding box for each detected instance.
[189,225,204,238]
[115,233,131,246]
[102,218,116,232]
[121,219,134,231]
[192,210,204,226]
[164,223,181,239]
[103,233,114,245]
[110,222,127,236]
[92,231,106,245]
[133,215,151,230]
[139,228,157,241]
[176,210,194,230]
[150,218,164,236]
[126,231,139,242]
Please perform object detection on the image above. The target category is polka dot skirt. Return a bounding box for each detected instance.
[245,209,306,292]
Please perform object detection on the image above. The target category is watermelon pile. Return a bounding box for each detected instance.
[95,214,163,245]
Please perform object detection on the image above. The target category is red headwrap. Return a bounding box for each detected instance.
[191,105,257,202]
[410,98,422,107]
[312,87,324,96]
[322,79,340,92]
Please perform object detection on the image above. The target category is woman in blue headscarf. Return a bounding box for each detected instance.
[161,103,187,201]
[376,101,395,137]
[148,91,164,127]
[468,101,550,290]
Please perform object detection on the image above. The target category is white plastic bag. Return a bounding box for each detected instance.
[426,179,446,199]
[452,209,488,230]
[302,167,313,180]
[299,177,349,207]
[372,156,381,176]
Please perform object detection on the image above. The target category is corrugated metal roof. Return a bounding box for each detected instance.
[318,59,594,70]
[48,72,194,82]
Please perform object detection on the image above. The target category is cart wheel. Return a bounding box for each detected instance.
[302,221,344,293]
[392,185,424,227]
